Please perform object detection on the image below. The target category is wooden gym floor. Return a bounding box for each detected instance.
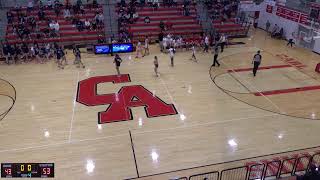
[0,29,320,180]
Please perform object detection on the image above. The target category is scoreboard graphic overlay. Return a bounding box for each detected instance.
[1,163,54,178]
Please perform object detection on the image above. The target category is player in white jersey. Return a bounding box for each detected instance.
[136,41,142,58]
[143,36,150,57]
[190,44,197,62]
[168,46,175,67]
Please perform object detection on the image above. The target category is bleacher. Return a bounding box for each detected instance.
[5,4,105,45]
[124,5,203,42]
[206,0,249,37]
[212,18,248,36]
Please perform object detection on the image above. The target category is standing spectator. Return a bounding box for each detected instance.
[252,50,262,77]
[159,32,164,52]
[266,20,271,33]
[21,42,29,62]
[2,42,12,65]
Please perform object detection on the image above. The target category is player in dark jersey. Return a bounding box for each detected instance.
[113,53,122,75]
[73,44,85,68]
[56,46,65,69]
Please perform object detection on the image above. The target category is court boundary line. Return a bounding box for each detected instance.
[227,72,252,93]
[220,60,284,114]
[68,71,80,143]
[124,145,320,179]
[0,78,17,121]
[129,130,140,178]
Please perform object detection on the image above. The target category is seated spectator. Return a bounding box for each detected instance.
[79,4,85,14]
[91,19,97,31]
[38,9,45,21]
[54,3,61,17]
[76,0,83,7]
[159,21,165,31]
[47,0,53,9]
[76,20,84,31]
[7,11,13,24]
[98,35,106,43]
[53,21,60,34]
[144,16,150,24]
[27,0,34,12]
[28,16,37,30]
[84,19,91,30]
[64,8,71,20]
[92,0,98,8]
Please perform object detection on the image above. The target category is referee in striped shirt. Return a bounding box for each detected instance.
[252,51,262,77]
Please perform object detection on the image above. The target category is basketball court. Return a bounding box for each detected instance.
[0,29,320,180]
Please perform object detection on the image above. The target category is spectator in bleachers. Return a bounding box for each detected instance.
[21,42,30,62]
[85,19,91,30]
[76,19,85,31]
[144,16,150,24]
[47,0,53,9]
[159,21,165,31]
[54,3,61,17]
[38,9,46,21]
[91,19,97,31]
[28,16,37,30]
[2,41,12,65]
[92,0,98,8]
[98,35,106,43]
[27,0,34,13]
[7,11,13,24]
[64,8,72,20]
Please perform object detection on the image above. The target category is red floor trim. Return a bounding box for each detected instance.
[227,65,291,73]
[254,85,320,96]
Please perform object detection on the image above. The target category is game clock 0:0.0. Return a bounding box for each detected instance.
[1,163,54,178]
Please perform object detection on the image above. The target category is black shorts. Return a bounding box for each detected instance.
[155,64,159,68]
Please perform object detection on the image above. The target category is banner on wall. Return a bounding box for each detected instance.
[276,5,310,25]
[266,5,273,13]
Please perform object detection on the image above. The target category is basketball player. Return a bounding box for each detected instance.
[252,50,262,77]
[60,46,68,65]
[136,41,142,58]
[168,46,175,67]
[114,53,122,75]
[212,46,220,67]
[219,34,227,53]
[143,36,150,57]
[73,45,85,68]
[190,44,197,62]
[154,56,159,77]
[204,35,209,53]
[56,46,65,69]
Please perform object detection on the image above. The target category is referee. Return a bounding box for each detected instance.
[252,51,262,77]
